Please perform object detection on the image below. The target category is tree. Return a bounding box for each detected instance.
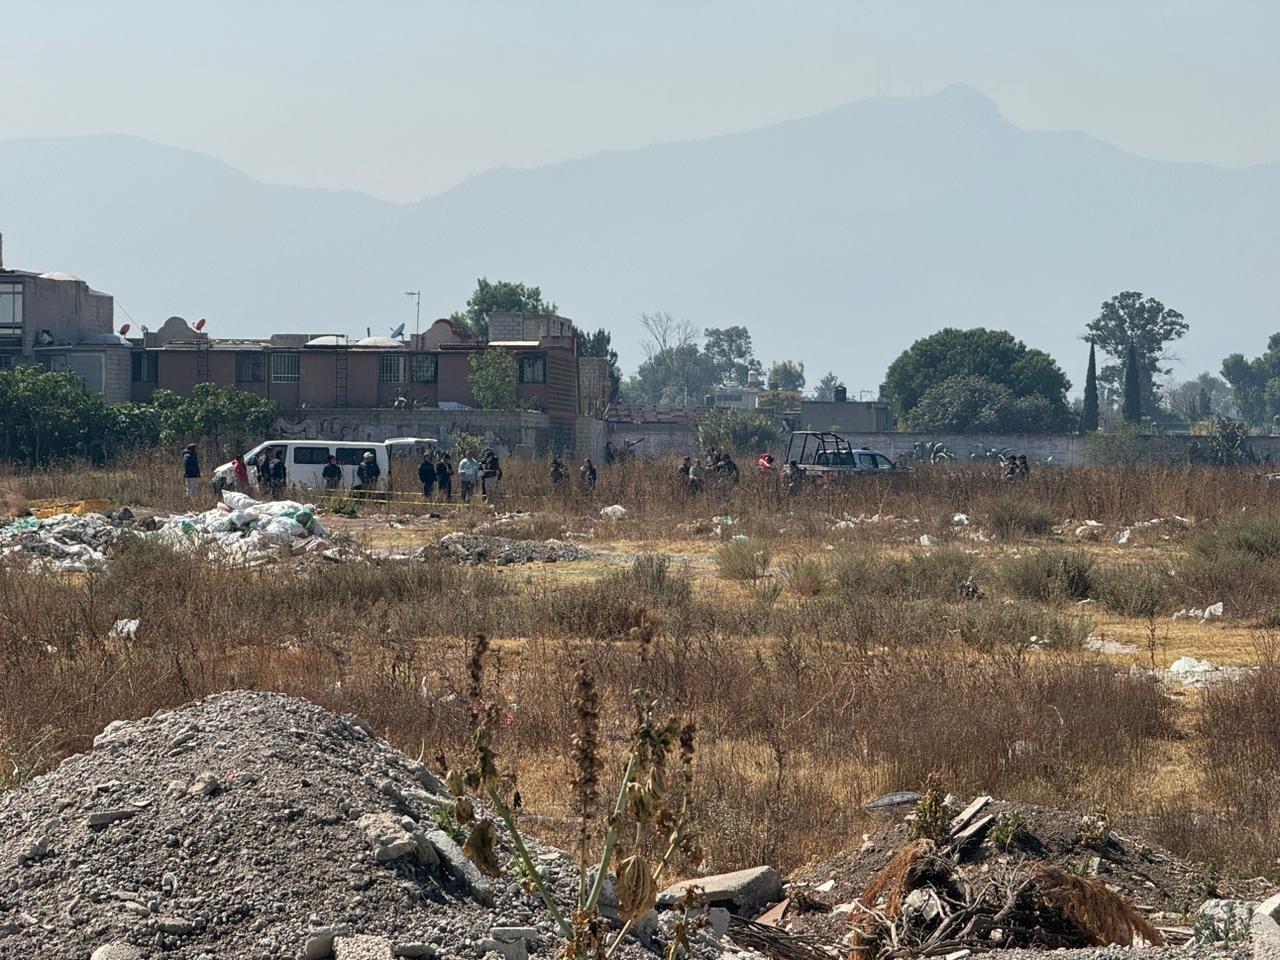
[451,278,557,340]
[575,327,621,401]
[1085,291,1187,413]
[1122,341,1142,424]
[766,360,805,393]
[0,365,114,464]
[621,312,718,405]
[811,371,841,402]
[1080,342,1100,432]
[881,328,1071,426]
[1221,337,1280,425]
[697,408,780,454]
[702,326,761,386]
[906,375,1066,434]
[1196,373,1235,418]
[154,382,279,458]
[468,349,522,410]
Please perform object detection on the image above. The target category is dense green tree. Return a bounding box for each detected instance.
[1122,341,1143,424]
[1221,335,1280,424]
[766,360,806,393]
[575,327,621,401]
[451,278,557,340]
[881,328,1071,427]
[0,365,114,464]
[697,408,780,454]
[1085,291,1187,413]
[467,348,523,410]
[811,371,841,402]
[702,326,761,387]
[153,383,279,458]
[906,375,1067,434]
[1081,342,1100,432]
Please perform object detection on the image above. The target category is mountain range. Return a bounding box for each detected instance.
[1,84,1276,394]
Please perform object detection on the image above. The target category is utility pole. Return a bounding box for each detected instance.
[404,290,421,338]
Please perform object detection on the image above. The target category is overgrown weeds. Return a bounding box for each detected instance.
[998,548,1096,602]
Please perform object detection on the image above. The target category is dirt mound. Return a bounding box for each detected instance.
[0,692,697,959]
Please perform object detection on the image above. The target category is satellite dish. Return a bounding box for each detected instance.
[390,323,406,339]
[194,318,207,332]
[118,324,131,336]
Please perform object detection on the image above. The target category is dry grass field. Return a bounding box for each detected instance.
[5,453,1280,884]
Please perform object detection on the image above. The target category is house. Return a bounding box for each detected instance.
[0,240,129,401]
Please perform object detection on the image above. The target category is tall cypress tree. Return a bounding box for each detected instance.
[1122,340,1142,424]
[1081,341,1100,432]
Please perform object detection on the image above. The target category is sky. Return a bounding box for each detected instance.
[2,1,1277,202]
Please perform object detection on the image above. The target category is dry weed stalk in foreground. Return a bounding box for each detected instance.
[447,633,700,960]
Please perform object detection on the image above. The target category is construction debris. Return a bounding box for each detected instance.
[425,532,591,565]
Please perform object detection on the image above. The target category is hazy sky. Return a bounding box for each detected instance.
[2,1,1277,202]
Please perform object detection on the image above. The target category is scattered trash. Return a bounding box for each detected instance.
[1172,602,1225,622]
[951,514,971,526]
[1169,656,1216,674]
[1114,528,1133,545]
[600,504,627,521]
[1084,636,1138,655]
[918,534,938,547]
[109,619,140,640]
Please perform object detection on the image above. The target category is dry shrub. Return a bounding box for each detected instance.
[998,548,1096,602]
[1029,865,1163,946]
[715,538,771,581]
[830,545,978,602]
[780,555,829,597]
[1094,564,1171,618]
[987,496,1055,541]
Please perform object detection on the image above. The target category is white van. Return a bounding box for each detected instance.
[212,437,435,493]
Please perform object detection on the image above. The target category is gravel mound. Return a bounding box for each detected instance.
[0,692,692,959]
[427,533,590,565]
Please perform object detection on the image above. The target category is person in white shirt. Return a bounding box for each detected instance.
[457,453,480,501]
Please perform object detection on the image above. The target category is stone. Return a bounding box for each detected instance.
[477,937,527,960]
[87,808,138,828]
[904,887,943,924]
[158,916,194,934]
[490,927,539,943]
[657,866,783,915]
[358,812,418,862]
[304,925,354,960]
[393,944,435,958]
[186,771,221,797]
[17,835,48,864]
[335,933,395,959]
[864,791,921,811]
[425,829,495,906]
[706,907,731,938]
[91,945,144,960]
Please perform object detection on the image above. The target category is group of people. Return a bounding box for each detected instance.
[1003,454,1032,481]
[548,453,598,490]
[418,449,502,502]
[677,449,741,493]
[221,447,290,498]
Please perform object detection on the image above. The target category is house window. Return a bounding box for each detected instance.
[410,353,437,383]
[271,352,300,383]
[236,352,264,382]
[131,352,158,383]
[0,282,21,334]
[379,353,406,383]
[0,354,12,371]
[518,353,547,384]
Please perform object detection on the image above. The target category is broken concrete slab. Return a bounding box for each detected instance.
[657,865,783,915]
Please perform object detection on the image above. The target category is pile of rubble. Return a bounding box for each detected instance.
[0,492,345,573]
[773,795,1270,960]
[0,692,747,960]
[424,532,591,566]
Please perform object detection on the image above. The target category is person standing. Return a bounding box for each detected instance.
[580,458,597,490]
[418,453,436,500]
[181,443,200,497]
[436,453,454,502]
[268,449,287,498]
[322,454,343,491]
[549,453,566,485]
[256,451,272,496]
[231,454,250,491]
[481,449,502,502]
[357,451,381,492]
[458,452,479,501]
[1017,455,1031,481]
